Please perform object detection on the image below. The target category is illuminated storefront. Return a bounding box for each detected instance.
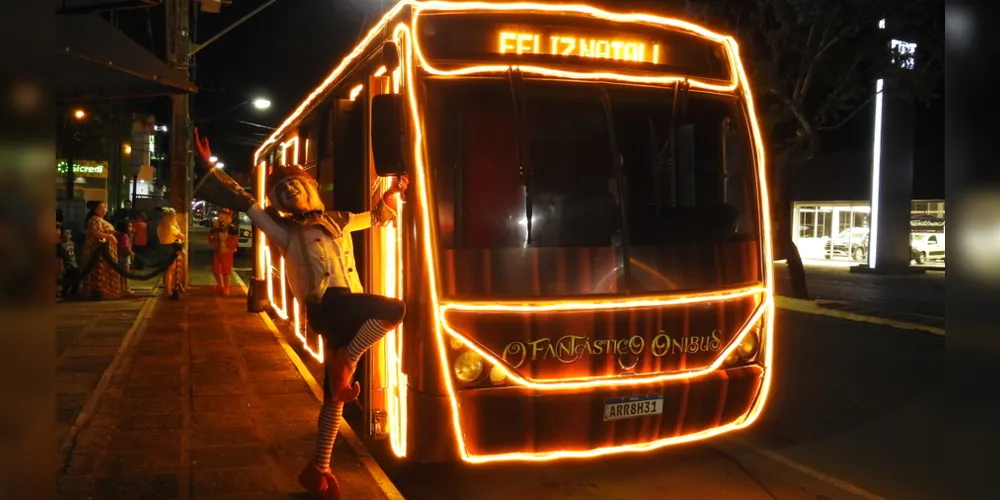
[56,160,108,203]
[791,199,945,266]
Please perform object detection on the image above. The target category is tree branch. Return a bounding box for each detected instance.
[792,25,816,102]
[814,55,865,122]
[797,23,857,106]
[816,93,876,131]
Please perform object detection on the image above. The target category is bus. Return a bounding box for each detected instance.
[252,0,775,464]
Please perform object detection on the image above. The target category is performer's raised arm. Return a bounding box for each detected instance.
[192,128,289,249]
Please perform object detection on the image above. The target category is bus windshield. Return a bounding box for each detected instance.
[425,78,762,298]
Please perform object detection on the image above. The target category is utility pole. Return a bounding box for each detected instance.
[167,0,192,287]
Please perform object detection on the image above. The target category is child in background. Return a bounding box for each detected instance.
[116,219,136,295]
[132,212,149,269]
[58,230,80,299]
[157,208,186,298]
[208,208,239,295]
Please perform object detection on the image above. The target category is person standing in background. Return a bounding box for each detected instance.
[208,208,239,295]
[157,207,186,298]
[116,219,136,295]
[58,230,80,299]
[132,212,149,269]
[80,202,122,301]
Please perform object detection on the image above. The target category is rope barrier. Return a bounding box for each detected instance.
[64,241,181,286]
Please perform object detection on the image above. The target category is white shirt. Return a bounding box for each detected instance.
[247,204,381,302]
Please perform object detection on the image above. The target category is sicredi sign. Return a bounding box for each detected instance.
[57,161,108,179]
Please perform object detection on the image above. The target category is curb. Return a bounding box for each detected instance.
[775,296,945,337]
[231,273,406,500]
[57,289,161,469]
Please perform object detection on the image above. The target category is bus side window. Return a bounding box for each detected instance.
[316,103,336,209]
[333,98,365,214]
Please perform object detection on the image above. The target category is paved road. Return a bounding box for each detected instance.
[773,263,945,323]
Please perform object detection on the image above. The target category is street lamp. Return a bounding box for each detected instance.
[252,98,271,110]
[73,109,85,120]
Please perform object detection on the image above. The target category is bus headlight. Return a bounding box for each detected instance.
[737,329,760,360]
[724,350,739,365]
[453,350,484,383]
[489,365,507,385]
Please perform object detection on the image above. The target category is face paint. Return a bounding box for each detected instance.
[272,177,325,214]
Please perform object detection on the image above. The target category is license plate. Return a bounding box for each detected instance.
[603,394,663,421]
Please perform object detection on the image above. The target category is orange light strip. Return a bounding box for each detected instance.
[385,61,408,457]
[441,298,769,389]
[441,285,764,313]
[382,180,407,457]
[724,36,775,429]
[293,296,325,362]
[349,84,364,102]
[411,2,738,89]
[255,161,268,279]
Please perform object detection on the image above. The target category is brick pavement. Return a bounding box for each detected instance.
[57,277,160,448]
[57,267,390,500]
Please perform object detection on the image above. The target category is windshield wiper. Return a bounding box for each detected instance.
[599,87,632,294]
[506,68,533,246]
[666,80,691,207]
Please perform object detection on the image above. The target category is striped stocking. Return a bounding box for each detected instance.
[313,400,343,471]
[346,319,393,363]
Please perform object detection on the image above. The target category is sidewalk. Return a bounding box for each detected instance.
[58,276,162,448]
[57,267,390,500]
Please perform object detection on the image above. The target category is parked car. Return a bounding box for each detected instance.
[824,227,869,261]
[236,212,252,254]
[910,232,945,264]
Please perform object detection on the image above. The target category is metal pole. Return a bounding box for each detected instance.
[65,122,76,200]
[168,0,192,287]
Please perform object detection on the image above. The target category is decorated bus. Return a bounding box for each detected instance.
[253,0,775,464]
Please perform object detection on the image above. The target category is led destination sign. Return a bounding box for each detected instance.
[498,31,662,65]
[417,12,732,81]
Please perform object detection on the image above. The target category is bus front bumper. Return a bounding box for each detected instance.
[426,364,766,461]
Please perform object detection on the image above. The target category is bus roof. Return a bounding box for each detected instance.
[254,0,737,162]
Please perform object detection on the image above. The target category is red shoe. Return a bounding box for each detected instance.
[298,461,341,499]
[327,348,361,403]
[322,470,341,500]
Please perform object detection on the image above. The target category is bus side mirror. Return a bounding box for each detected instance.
[371,94,408,177]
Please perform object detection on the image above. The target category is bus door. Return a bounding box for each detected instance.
[363,69,405,440]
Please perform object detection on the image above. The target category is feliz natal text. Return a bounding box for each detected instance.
[498,31,663,65]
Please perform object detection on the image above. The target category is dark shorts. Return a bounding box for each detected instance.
[305,288,406,350]
[307,288,406,401]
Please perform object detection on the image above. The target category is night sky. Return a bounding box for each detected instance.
[112,0,943,194]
